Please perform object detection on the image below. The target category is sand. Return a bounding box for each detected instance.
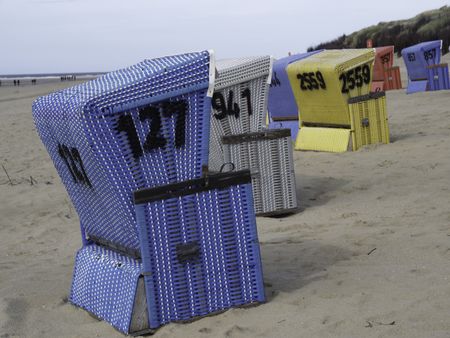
[1,56,449,338]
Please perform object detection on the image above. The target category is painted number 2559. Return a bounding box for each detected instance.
[339,64,371,93]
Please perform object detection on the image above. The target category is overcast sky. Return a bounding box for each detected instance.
[0,0,448,74]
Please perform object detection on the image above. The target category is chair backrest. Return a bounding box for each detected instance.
[286,49,375,127]
[401,40,442,81]
[268,51,323,121]
[209,56,272,171]
[32,51,215,252]
[373,46,394,81]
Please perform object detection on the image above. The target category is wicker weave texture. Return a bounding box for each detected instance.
[134,174,265,329]
[222,131,297,215]
[70,244,142,334]
[32,51,214,251]
[209,56,272,172]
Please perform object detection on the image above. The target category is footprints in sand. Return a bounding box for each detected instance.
[411,162,440,173]
[351,218,376,228]
[260,238,304,245]
[377,159,396,168]
[224,325,252,337]
[341,212,358,219]
[1,298,29,337]
[198,327,212,334]
[197,324,252,337]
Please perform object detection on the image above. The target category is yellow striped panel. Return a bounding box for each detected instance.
[349,95,390,151]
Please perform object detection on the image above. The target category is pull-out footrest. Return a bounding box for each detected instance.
[70,244,152,335]
[406,80,428,94]
[295,126,351,152]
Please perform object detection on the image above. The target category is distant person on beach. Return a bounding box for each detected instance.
[13,80,16,86]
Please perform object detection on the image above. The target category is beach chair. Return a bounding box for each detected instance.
[209,56,272,172]
[33,51,266,334]
[401,40,448,93]
[267,51,323,140]
[286,49,389,152]
[209,56,272,170]
[70,169,265,334]
[371,46,402,92]
[209,57,298,216]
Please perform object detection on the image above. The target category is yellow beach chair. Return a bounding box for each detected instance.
[287,49,389,152]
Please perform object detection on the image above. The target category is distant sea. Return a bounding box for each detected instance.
[0,72,105,85]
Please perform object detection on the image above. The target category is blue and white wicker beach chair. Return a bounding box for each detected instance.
[33,51,221,334]
[208,57,298,216]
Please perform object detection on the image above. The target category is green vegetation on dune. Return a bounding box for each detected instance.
[308,6,450,55]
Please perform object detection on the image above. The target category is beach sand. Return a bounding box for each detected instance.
[1,56,449,338]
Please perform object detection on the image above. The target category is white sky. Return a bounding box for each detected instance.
[0,0,448,74]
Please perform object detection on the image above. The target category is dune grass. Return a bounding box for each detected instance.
[308,6,450,56]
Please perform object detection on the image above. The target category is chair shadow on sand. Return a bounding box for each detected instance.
[259,174,353,302]
[296,174,349,210]
[388,131,418,143]
[261,240,353,302]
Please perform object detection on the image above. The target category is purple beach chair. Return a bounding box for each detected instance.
[401,40,448,93]
[267,50,323,140]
